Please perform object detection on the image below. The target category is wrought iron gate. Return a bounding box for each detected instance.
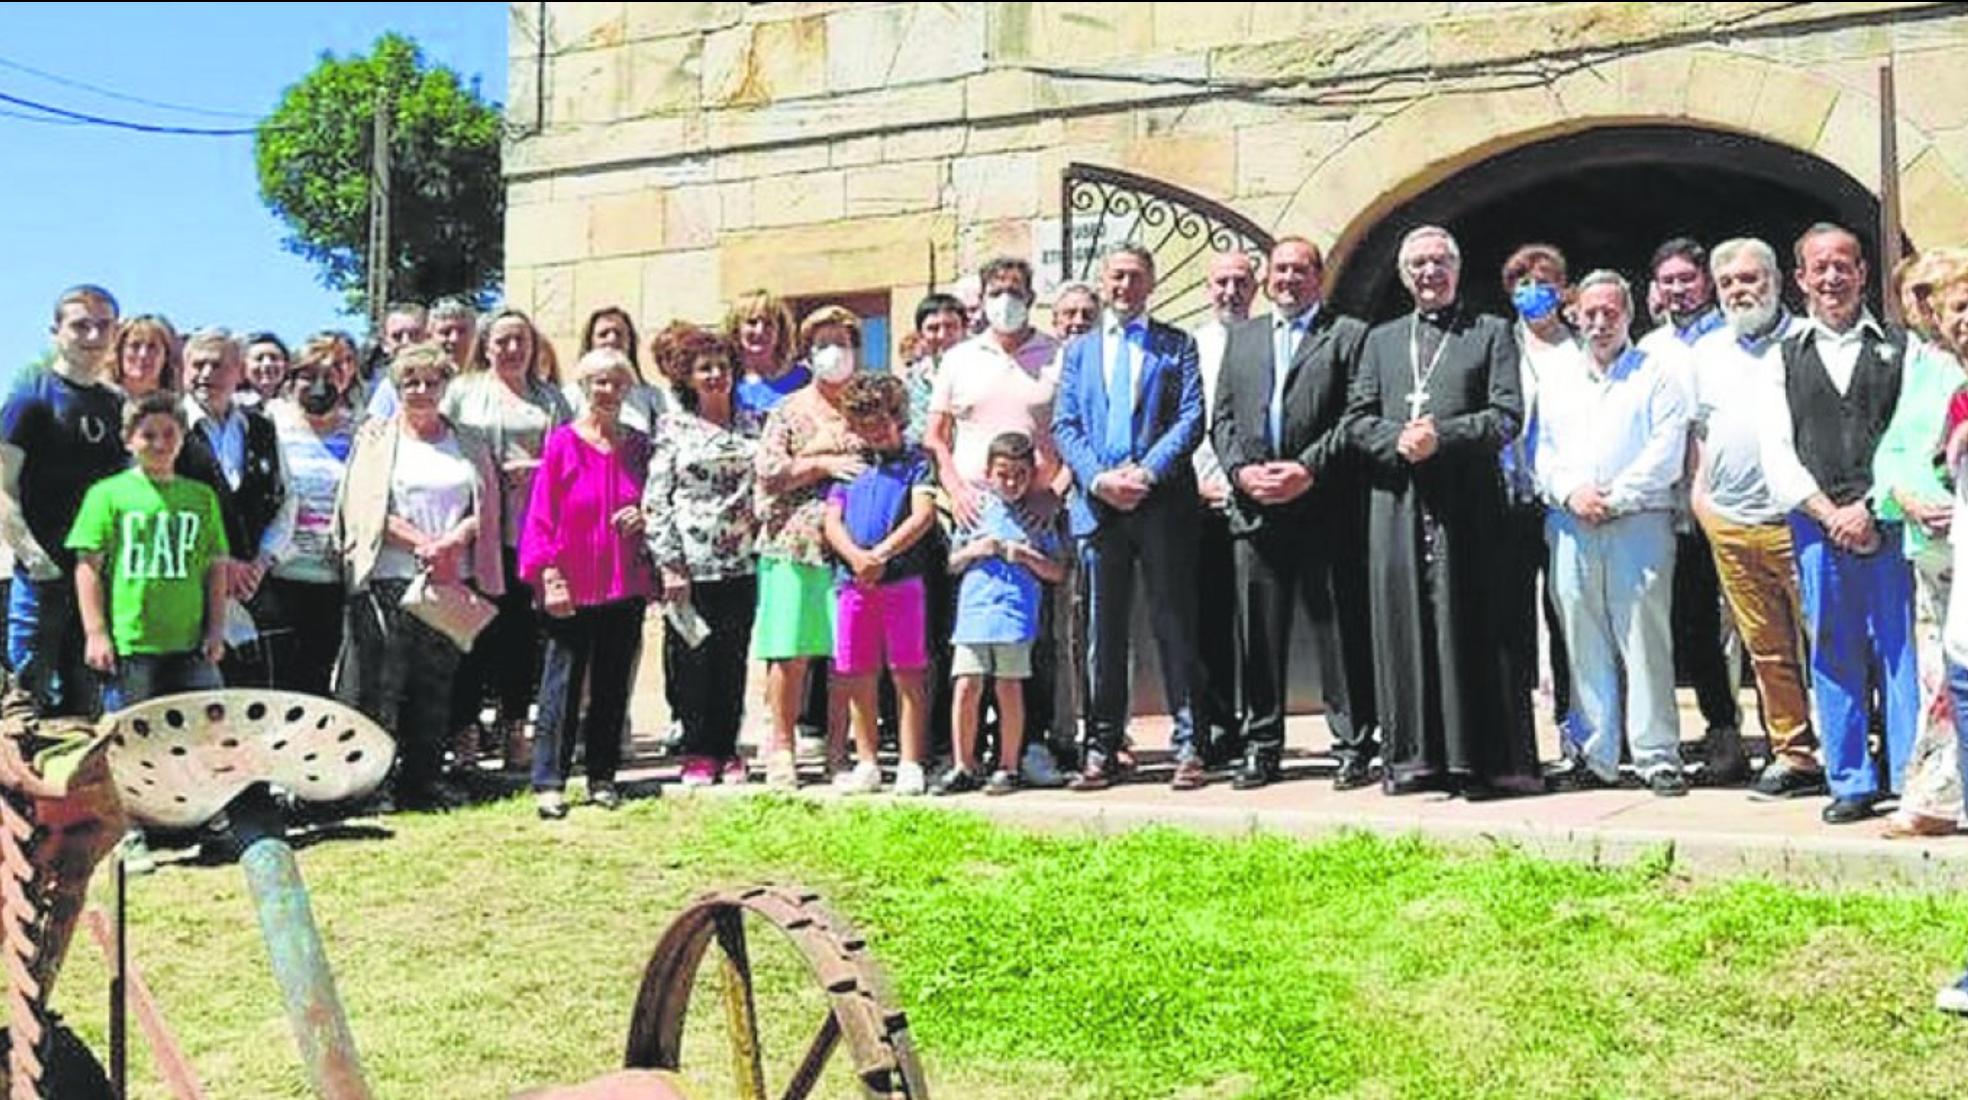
[1060,163,1274,326]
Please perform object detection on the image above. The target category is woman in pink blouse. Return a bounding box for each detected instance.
[518,348,652,819]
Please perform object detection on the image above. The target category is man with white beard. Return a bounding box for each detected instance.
[1689,239,1824,799]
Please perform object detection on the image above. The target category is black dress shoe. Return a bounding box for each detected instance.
[1232,752,1280,791]
[1822,795,1883,825]
[1381,773,1438,796]
[1332,759,1374,791]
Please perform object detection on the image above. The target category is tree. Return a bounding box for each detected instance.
[255,34,503,316]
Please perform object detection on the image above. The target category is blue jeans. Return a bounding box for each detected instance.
[1790,517,1919,799]
[7,570,95,716]
[102,651,223,714]
[1548,509,1681,780]
[1946,659,1968,814]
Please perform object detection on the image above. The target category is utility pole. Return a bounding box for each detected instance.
[366,94,392,332]
[1878,63,1903,317]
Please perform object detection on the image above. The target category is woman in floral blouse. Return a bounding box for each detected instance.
[644,328,762,787]
[750,305,869,789]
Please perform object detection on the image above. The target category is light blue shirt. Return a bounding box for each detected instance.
[1534,344,1690,517]
[185,397,249,489]
[1269,306,1317,451]
[1101,311,1147,460]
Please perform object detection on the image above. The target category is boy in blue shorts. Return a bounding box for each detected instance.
[934,431,1067,795]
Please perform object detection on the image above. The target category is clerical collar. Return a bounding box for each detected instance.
[1415,304,1456,328]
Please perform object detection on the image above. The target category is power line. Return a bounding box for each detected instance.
[0,88,268,136]
[0,105,84,126]
[0,53,262,120]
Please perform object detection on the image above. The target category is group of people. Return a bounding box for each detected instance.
[15,221,1968,832]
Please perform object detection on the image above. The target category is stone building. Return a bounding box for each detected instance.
[504,1,1968,358]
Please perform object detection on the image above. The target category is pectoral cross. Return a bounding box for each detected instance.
[1406,387,1428,420]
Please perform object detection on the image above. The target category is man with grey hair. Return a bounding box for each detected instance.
[1052,242,1207,790]
[1052,281,1101,342]
[1190,250,1257,765]
[1535,271,1693,796]
[1345,225,1539,797]
[1688,238,1822,799]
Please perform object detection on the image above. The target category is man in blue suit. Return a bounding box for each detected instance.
[1052,243,1208,790]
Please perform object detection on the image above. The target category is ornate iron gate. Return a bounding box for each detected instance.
[1060,163,1274,326]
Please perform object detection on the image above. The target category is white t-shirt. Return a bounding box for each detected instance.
[1690,319,1791,526]
[929,330,1060,484]
[376,431,476,582]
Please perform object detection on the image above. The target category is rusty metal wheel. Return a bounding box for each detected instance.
[622,885,928,1100]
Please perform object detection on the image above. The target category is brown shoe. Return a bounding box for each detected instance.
[1068,762,1112,792]
[1171,757,1207,791]
[1881,812,1958,839]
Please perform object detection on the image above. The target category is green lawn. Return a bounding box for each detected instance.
[43,793,1968,1098]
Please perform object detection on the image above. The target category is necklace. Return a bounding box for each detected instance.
[1406,314,1450,420]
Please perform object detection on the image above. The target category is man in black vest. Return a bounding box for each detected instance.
[1213,237,1377,789]
[1757,223,1917,824]
[177,328,287,688]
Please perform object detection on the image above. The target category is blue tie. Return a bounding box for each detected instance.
[1105,323,1135,460]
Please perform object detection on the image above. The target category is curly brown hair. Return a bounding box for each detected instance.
[839,371,907,423]
[659,325,741,413]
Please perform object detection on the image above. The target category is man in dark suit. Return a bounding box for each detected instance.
[1212,237,1378,790]
[1051,243,1207,790]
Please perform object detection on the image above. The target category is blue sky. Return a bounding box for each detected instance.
[0,2,507,381]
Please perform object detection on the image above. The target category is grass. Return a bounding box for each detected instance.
[36,793,1968,1099]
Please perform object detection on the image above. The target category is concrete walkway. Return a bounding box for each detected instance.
[615,684,1968,890]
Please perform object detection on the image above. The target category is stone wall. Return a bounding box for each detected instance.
[506,1,1968,360]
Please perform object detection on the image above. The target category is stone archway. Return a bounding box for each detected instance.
[1328,124,1883,321]
[1275,47,1968,310]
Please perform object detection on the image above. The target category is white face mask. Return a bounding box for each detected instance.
[811,345,856,383]
[984,292,1030,335]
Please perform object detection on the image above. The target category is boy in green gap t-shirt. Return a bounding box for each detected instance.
[67,392,228,713]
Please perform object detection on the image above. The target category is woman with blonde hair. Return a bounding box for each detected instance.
[750,304,869,789]
[725,289,805,418]
[110,314,181,398]
[333,341,505,810]
[446,309,573,768]
[1879,248,1968,838]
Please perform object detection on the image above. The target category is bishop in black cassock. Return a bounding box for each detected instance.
[1342,226,1542,796]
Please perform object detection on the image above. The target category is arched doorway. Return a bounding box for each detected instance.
[1328,125,1887,323]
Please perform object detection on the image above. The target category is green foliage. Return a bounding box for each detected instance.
[254,33,503,314]
[64,797,1968,1099]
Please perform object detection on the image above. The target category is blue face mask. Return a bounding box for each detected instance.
[1512,281,1562,321]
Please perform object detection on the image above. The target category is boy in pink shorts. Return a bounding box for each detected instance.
[823,374,938,795]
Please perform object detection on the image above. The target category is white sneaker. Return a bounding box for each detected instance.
[1020,744,1069,789]
[892,760,927,797]
[1937,973,1968,1015]
[833,761,883,795]
[118,830,157,876]
[764,749,799,792]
